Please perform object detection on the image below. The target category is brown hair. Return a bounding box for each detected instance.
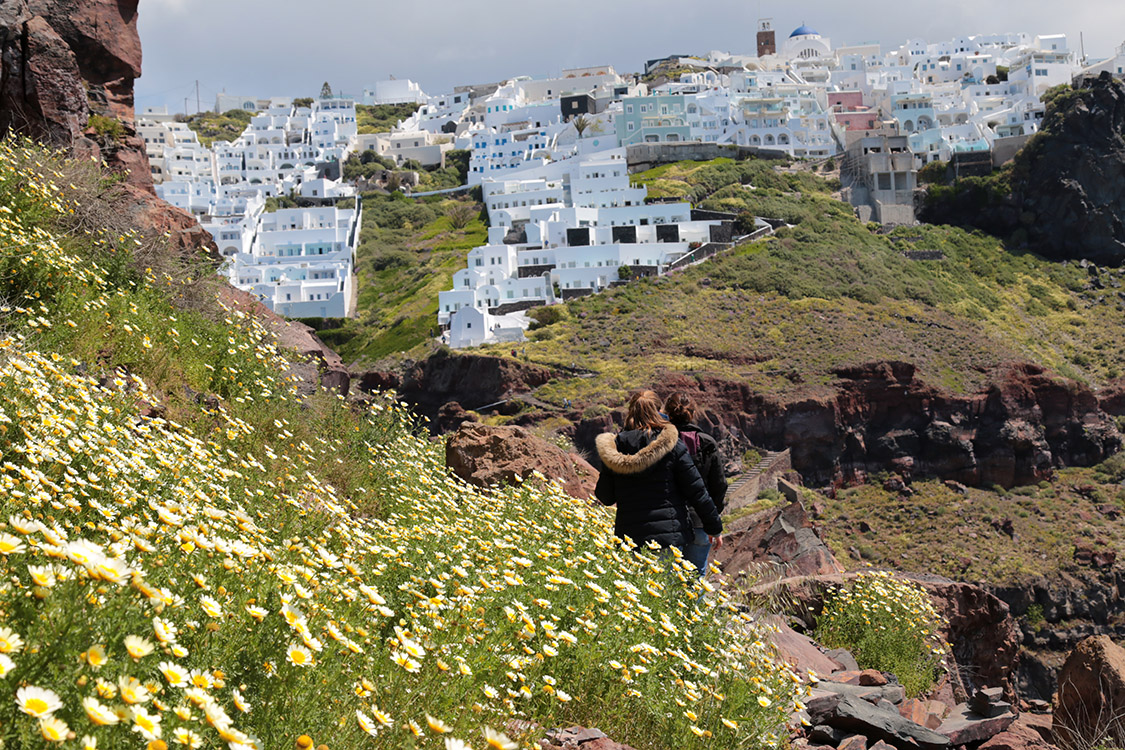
[664,392,696,426]
[624,389,669,431]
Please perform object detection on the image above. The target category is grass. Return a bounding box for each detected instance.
[814,572,946,697]
[475,160,1125,425]
[314,194,486,364]
[0,138,809,750]
[816,468,1125,585]
[356,103,421,134]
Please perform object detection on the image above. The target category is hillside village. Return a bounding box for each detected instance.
[136,24,1125,347]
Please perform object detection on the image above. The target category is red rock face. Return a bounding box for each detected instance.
[445,422,598,500]
[636,361,1121,489]
[1,0,151,191]
[0,2,88,143]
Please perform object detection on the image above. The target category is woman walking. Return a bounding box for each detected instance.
[594,390,723,555]
[665,392,728,573]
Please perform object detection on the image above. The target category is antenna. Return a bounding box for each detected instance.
[1080,32,1086,65]
[196,80,201,114]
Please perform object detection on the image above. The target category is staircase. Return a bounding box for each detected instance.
[724,449,792,513]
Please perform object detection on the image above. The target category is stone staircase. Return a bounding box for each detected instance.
[724,448,792,513]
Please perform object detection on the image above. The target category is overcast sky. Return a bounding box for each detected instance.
[135,0,1125,114]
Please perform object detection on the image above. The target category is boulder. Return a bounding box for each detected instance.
[445,422,598,500]
[541,727,637,750]
[937,703,1016,745]
[978,717,1061,750]
[824,694,951,750]
[1053,635,1125,749]
[713,500,844,578]
[765,617,845,678]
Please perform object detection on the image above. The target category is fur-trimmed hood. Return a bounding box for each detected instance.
[596,424,679,475]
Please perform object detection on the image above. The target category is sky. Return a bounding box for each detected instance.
[135,0,1125,114]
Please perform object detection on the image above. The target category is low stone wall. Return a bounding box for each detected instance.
[626,142,789,172]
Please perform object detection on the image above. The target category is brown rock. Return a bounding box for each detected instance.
[838,734,867,750]
[713,500,844,578]
[1053,636,1125,749]
[319,368,350,397]
[0,9,88,143]
[900,698,950,730]
[918,578,1021,700]
[446,422,598,499]
[977,713,1060,750]
[765,617,845,678]
[938,703,1016,745]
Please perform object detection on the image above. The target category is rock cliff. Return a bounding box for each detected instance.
[922,72,1125,265]
[594,361,1118,489]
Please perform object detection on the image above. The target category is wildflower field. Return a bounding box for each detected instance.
[814,572,947,698]
[0,139,804,748]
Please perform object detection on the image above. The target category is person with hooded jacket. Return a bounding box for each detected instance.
[594,390,723,551]
[665,392,728,572]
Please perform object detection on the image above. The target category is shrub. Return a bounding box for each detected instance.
[446,202,476,230]
[815,572,948,697]
[528,304,570,329]
[87,114,124,143]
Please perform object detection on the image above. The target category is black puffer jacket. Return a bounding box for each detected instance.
[675,421,729,526]
[594,424,723,548]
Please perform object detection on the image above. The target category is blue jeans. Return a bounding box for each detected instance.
[683,527,711,574]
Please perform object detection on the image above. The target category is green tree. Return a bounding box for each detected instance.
[320,81,333,99]
[617,264,633,280]
[572,114,591,138]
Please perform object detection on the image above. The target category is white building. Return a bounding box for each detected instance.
[362,79,428,105]
[440,147,731,348]
[224,205,362,319]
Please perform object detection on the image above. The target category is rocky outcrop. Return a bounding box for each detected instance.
[989,569,1125,701]
[713,500,844,578]
[445,422,598,499]
[922,72,1125,265]
[924,580,1022,699]
[1053,636,1125,749]
[0,0,150,190]
[359,351,553,425]
[601,361,1122,489]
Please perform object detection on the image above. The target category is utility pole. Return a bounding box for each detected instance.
[196,80,201,114]
[184,97,189,117]
[1080,32,1086,66]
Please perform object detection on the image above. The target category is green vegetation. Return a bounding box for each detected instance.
[86,114,124,143]
[818,466,1125,584]
[356,103,422,134]
[815,573,947,697]
[314,193,487,362]
[496,167,1117,411]
[183,108,253,147]
[0,137,809,750]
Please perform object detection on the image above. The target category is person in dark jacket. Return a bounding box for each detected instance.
[594,390,723,553]
[665,392,728,573]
